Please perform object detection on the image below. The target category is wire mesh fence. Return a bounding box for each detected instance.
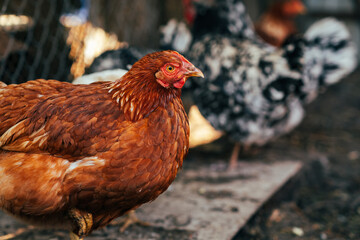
[0,0,86,84]
[1,0,357,85]
[0,0,179,85]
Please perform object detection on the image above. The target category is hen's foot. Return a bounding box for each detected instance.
[68,208,93,239]
[70,232,83,240]
[0,226,34,240]
[113,210,151,232]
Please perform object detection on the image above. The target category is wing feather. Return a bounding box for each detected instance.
[0,80,124,158]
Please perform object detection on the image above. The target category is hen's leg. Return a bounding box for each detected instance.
[68,208,93,240]
[228,143,254,171]
[113,210,150,232]
[228,142,241,171]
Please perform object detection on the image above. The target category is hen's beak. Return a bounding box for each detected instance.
[173,65,204,88]
[186,66,204,78]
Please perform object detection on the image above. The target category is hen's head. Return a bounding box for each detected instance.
[130,50,204,89]
[111,51,203,121]
[279,0,306,16]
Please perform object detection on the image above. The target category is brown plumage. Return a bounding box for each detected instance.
[0,50,204,239]
[255,0,305,47]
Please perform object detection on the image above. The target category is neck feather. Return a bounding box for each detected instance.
[107,69,180,121]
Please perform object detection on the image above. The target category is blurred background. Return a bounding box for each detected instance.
[246,0,360,58]
[0,1,359,239]
[0,0,359,85]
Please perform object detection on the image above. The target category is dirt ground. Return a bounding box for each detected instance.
[234,68,360,240]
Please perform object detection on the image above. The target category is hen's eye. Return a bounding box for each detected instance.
[166,65,175,72]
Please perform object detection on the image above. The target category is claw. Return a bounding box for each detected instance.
[70,231,84,240]
[112,210,151,232]
[0,226,34,240]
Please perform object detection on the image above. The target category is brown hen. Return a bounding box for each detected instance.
[0,50,204,239]
[255,0,306,47]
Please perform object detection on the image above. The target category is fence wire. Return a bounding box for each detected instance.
[0,0,82,84]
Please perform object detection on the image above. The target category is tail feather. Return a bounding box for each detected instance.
[305,18,357,84]
[159,19,193,53]
[302,18,357,102]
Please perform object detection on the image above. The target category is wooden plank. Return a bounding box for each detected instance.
[131,160,303,240]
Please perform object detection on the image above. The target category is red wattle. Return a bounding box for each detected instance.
[173,78,186,89]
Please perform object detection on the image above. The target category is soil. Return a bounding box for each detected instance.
[234,68,360,240]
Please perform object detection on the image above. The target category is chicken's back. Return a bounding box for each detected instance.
[0,80,74,135]
[0,80,123,157]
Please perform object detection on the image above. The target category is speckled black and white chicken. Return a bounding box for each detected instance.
[83,0,357,170]
[184,0,357,169]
